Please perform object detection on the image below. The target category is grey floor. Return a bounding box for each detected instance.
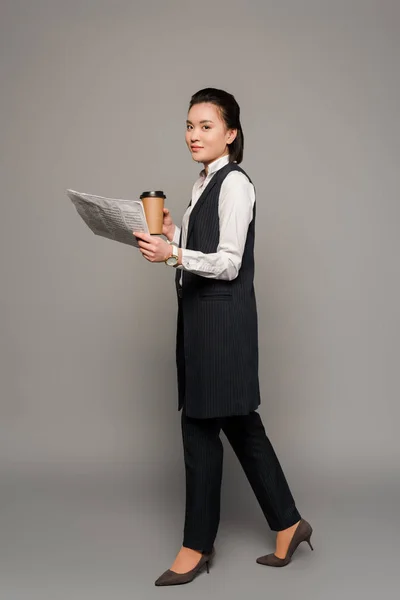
[0,463,398,600]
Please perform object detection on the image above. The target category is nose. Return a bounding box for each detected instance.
[190,129,200,142]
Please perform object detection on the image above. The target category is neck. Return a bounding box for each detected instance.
[203,151,229,176]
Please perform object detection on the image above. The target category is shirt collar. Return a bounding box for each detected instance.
[199,154,231,178]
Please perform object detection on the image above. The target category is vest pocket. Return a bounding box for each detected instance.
[199,293,232,301]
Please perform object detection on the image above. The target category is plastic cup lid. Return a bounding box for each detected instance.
[140,191,166,199]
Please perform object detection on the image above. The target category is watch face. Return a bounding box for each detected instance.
[166,256,178,266]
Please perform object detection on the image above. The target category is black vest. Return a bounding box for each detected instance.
[175,162,260,418]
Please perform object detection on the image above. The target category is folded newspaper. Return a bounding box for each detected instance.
[67,189,150,248]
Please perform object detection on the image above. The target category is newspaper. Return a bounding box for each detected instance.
[67,189,150,248]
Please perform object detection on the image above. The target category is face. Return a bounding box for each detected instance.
[185,102,237,167]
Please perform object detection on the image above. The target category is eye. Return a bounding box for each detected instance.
[203,125,210,130]
[186,125,192,130]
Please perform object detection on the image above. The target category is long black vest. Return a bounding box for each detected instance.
[175,162,260,419]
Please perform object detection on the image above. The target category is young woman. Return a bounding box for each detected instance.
[134,88,313,587]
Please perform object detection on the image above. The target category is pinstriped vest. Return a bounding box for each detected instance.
[175,162,260,419]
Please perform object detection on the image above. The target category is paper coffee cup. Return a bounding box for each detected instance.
[140,191,166,235]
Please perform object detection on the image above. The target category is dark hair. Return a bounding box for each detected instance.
[188,88,244,164]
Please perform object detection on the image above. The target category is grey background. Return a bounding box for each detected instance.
[0,0,399,598]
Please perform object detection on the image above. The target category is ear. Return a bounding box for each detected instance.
[227,128,237,144]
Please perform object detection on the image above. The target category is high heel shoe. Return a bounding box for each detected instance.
[154,547,215,586]
[256,518,313,567]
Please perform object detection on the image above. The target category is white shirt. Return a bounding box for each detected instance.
[171,154,255,282]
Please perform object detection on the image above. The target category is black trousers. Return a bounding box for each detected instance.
[181,406,302,553]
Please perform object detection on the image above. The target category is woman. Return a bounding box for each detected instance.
[134,88,313,587]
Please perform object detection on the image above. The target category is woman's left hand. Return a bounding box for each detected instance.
[133,232,171,263]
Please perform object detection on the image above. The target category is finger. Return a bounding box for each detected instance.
[141,249,153,260]
[163,208,169,214]
[133,231,151,241]
[137,239,152,249]
[141,242,155,252]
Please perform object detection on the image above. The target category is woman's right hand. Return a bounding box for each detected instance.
[162,207,176,241]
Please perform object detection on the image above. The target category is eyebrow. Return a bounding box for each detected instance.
[186,120,214,124]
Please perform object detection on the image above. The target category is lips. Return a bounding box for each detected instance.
[191,146,203,151]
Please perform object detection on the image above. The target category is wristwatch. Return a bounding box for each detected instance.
[165,243,179,267]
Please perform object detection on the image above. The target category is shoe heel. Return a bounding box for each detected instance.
[306,536,314,551]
